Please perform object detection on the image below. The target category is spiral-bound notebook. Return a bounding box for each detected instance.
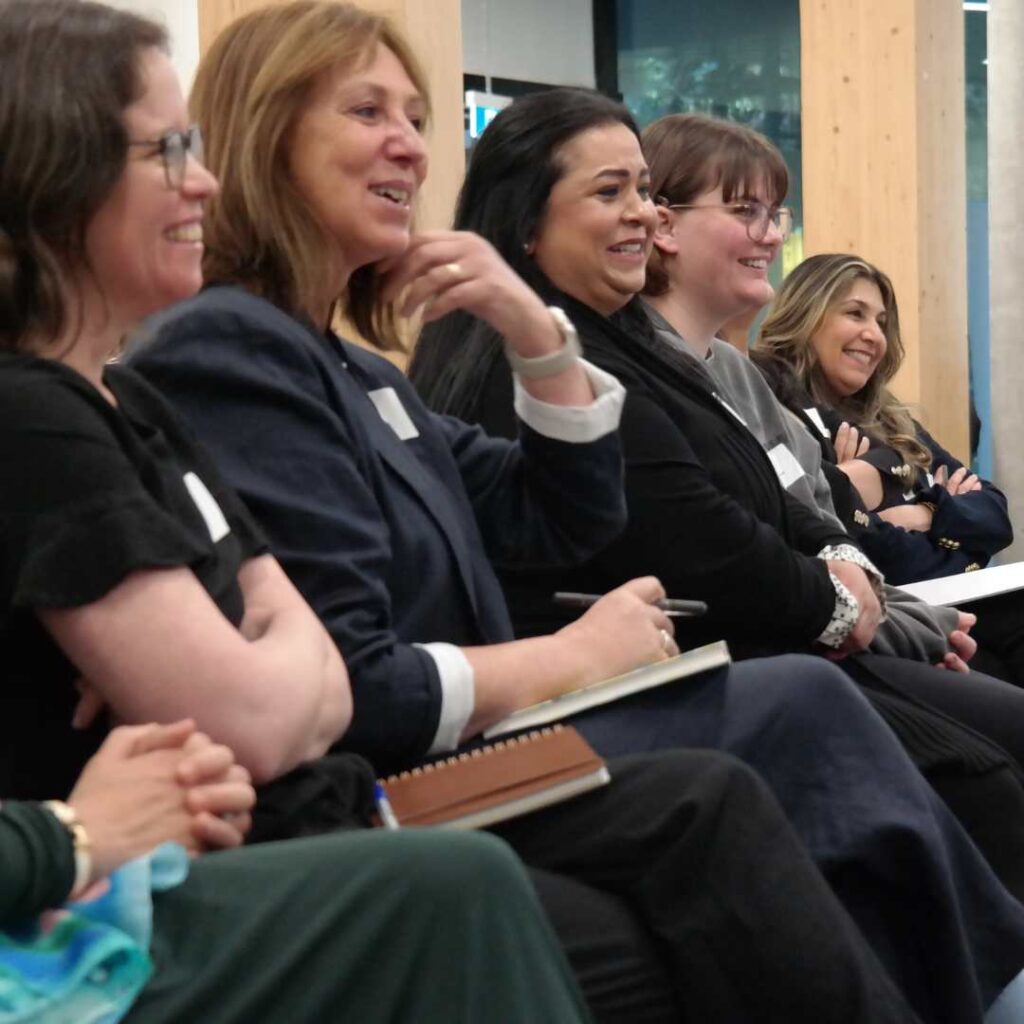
[374,725,610,831]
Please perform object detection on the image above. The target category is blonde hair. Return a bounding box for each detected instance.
[755,253,931,473]
[191,1,429,349]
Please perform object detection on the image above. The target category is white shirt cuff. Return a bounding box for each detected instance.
[512,360,625,444]
[416,642,476,754]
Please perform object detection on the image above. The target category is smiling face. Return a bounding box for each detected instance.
[657,181,781,329]
[530,123,657,316]
[287,43,427,276]
[82,47,218,324]
[810,276,889,398]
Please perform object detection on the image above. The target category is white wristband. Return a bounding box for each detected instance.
[504,307,582,380]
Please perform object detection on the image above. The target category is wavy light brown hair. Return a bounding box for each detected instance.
[0,0,166,351]
[191,1,429,349]
[755,253,931,472]
[641,113,788,298]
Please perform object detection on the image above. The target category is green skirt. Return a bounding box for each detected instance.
[126,828,590,1023]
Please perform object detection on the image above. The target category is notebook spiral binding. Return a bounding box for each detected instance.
[383,724,566,784]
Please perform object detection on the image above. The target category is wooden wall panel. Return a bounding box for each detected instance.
[800,0,969,459]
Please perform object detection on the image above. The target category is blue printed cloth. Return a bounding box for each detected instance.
[0,843,188,1023]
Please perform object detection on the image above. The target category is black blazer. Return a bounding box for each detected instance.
[128,286,626,772]
[431,298,848,656]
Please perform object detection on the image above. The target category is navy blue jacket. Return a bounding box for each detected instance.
[128,286,626,772]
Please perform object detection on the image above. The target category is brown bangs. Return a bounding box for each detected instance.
[642,113,788,296]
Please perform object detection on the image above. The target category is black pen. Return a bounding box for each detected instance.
[553,592,708,618]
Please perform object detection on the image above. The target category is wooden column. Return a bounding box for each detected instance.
[988,1,1024,555]
[800,0,969,459]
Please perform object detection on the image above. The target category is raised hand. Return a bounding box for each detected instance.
[834,421,870,463]
[382,230,562,355]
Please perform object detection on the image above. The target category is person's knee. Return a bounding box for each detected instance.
[764,654,875,724]
[620,748,776,825]
[390,828,534,902]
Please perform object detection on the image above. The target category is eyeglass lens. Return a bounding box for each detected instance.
[163,126,204,189]
[746,202,793,242]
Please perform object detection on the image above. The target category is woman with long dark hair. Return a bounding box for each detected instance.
[409,88,1024,1019]
[411,97,1024,792]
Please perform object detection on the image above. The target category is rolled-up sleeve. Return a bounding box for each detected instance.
[416,642,475,753]
[512,360,625,443]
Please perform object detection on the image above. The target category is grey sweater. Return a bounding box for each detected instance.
[644,303,959,662]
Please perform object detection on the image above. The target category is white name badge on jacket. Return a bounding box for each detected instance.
[766,443,806,491]
[183,471,231,543]
[368,387,420,441]
[804,407,830,438]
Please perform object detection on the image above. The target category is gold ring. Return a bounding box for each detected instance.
[659,629,673,653]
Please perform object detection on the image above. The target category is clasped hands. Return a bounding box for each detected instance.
[66,719,255,887]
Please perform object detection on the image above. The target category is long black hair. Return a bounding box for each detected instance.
[409,87,639,418]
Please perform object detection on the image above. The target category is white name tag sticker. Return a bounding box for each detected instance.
[766,443,806,490]
[183,471,230,543]
[804,407,830,437]
[368,387,420,441]
[714,394,747,426]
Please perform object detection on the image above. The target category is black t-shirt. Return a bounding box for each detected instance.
[0,352,267,799]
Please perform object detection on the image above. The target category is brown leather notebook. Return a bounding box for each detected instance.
[373,725,610,830]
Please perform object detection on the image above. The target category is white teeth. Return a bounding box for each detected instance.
[739,258,767,269]
[371,186,410,204]
[166,223,202,243]
[610,243,643,253]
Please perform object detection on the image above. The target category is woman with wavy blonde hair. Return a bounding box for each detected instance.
[754,253,1012,587]
[755,253,930,485]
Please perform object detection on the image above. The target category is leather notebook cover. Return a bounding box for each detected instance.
[376,725,609,830]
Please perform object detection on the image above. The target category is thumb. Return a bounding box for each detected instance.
[618,576,667,605]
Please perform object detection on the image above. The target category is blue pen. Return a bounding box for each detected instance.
[374,783,401,830]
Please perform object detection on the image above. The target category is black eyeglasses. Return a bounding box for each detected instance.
[656,196,794,243]
[127,125,204,189]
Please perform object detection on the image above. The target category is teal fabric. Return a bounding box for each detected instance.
[0,844,188,1024]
